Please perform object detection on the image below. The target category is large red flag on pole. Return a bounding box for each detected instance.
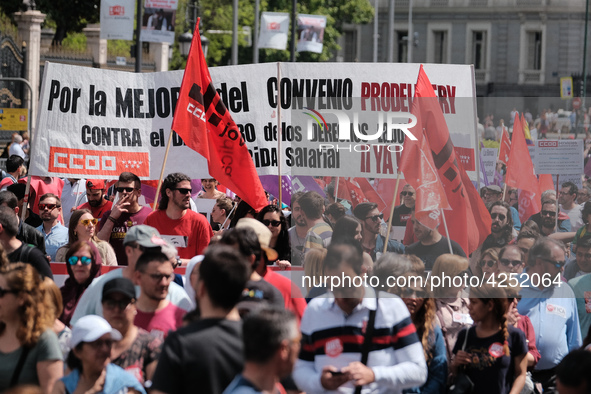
[409,65,490,255]
[505,112,541,223]
[171,21,268,210]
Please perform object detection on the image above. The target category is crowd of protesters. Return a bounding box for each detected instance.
[0,140,590,394]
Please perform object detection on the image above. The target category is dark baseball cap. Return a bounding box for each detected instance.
[102,277,136,301]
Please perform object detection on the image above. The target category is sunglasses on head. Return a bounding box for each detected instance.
[38,203,59,211]
[401,191,414,197]
[490,213,506,221]
[365,213,384,222]
[80,218,99,227]
[541,210,556,217]
[116,187,136,193]
[262,219,281,227]
[0,287,17,298]
[480,259,496,268]
[68,256,92,265]
[500,258,522,267]
[173,188,192,195]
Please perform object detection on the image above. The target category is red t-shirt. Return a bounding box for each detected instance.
[262,267,307,323]
[77,200,113,222]
[0,177,16,190]
[20,177,65,215]
[144,209,213,259]
[134,302,186,340]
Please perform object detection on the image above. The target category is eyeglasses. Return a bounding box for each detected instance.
[143,272,175,282]
[365,213,384,222]
[173,188,192,195]
[103,298,133,311]
[87,338,114,349]
[0,287,17,298]
[559,191,573,195]
[68,256,92,266]
[540,257,566,269]
[541,210,556,217]
[480,259,496,268]
[38,203,59,211]
[116,187,137,193]
[262,219,281,227]
[490,213,506,221]
[80,218,99,227]
[401,191,414,197]
[499,258,522,267]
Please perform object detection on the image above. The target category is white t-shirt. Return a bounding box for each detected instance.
[561,204,584,232]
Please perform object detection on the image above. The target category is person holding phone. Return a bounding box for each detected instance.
[97,172,151,266]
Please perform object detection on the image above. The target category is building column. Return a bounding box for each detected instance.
[84,24,108,67]
[13,10,46,131]
[150,42,170,72]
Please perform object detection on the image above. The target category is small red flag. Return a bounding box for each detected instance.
[498,126,511,165]
[354,178,387,212]
[505,112,541,222]
[538,174,555,194]
[171,21,267,210]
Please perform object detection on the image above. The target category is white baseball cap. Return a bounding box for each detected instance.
[69,315,122,348]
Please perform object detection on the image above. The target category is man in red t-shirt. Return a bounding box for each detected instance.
[144,172,212,262]
[76,179,113,222]
[133,251,186,340]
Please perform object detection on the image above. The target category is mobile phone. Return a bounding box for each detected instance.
[329,370,344,376]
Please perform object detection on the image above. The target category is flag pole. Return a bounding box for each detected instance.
[21,175,32,222]
[153,129,174,211]
[277,62,282,207]
[383,172,401,254]
[334,177,340,203]
[555,174,560,231]
[502,184,507,202]
[440,208,454,254]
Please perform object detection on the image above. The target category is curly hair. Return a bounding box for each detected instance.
[0,263,53,347]
[158,172,191,210]
[469,284,510,356]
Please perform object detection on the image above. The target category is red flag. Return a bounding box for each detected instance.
[409,65,490,254]
[354,178,387,212]
[538,174,555,193]
[498,126,511,165]
[374,178,408,221]
[170,21,267,210]
[506,112,541,222]
[398,67,450,231]
[336,178,368,209]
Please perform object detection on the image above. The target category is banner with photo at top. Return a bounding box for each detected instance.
[258,12,290,50]
[140,0,177,44]
[296,14,326,53]
[100,0,135,40]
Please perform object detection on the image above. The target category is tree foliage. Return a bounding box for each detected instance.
[35,0,100,44]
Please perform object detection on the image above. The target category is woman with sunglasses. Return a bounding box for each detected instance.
[55,209,117,266]
[0,263,63,393]
[53,315,146,394]
[256,205,291,264]
[451,284,528,394]
[59,240,102,327]
[475,247,500,281]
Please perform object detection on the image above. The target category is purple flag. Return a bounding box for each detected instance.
[259,175,326,207]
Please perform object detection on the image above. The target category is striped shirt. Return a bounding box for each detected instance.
[293,287,427,393]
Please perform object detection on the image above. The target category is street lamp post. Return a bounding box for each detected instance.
[179,31,209,58]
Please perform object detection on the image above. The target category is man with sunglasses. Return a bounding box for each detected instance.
[480,201,514,251]
[539,200,572,236]
[76,179,113,222]
[353,202,404,261]
[134,251,186,339]
[97,172,151,265]
[37,193,68,262]
[482,185,521,231]
[392,185,415,227]
[145,173,212,262]
[497,245,526,276]
[517,237,582,392]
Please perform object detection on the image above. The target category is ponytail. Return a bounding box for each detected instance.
[501,314,510,356]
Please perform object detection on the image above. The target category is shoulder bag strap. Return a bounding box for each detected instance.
[354,294,379,394]
[9,346,30,387]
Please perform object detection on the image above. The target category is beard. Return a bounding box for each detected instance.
[87,198,103,207]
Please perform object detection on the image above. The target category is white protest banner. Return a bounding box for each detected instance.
[32,62,477,180]
[140,0,177,44]
[534,139,584,175]
[296,14,326,53]
[481,148,498,182]
[560,173,583,189]
[100,0,135,40]
[258,12,290,50]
